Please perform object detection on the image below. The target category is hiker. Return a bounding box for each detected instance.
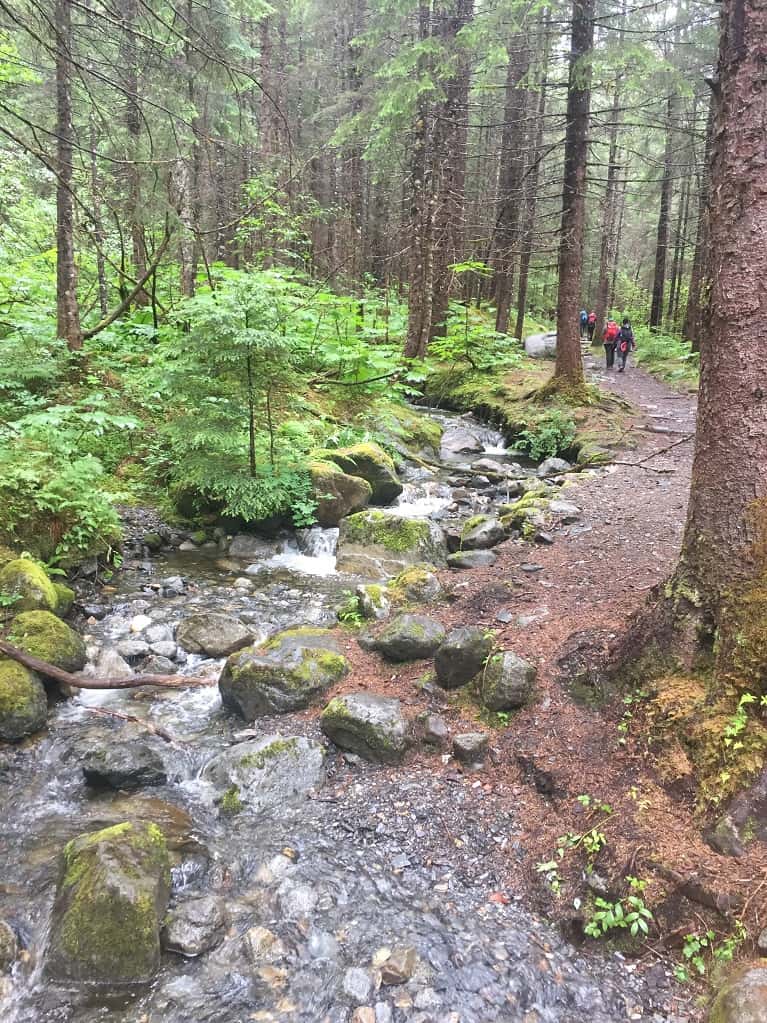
[587,310,597,342]
[602,319,620,369]
[617,318,636,373]
[579,309,588,339]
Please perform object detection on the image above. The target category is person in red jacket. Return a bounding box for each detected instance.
[602,319,620,369]
[587,310,597,342]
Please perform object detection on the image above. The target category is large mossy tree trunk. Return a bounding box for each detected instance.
[619,0,767,690]
[552,0,593,394]
[55,0,82,351]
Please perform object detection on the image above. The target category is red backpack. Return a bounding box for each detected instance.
[606,321,619,342]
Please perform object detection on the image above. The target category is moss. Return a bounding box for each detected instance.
[325,442,397,474]
[239,737,299,771]
[499,492,550,532]
[190,530,207,545]
[0,558,58,613]
[0,659,47,740]
[8,610,87,673]
[293,648,348,684]
[343,510,430,552]
[460,515,488,538]
[52,583,75,616]
[364,584,385,606]
[221,785,244,815]
[320,696,403,758]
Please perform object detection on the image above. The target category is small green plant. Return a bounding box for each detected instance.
[674,922,747,982]
[617,689,647,746]
[495,711,510,726]
[516,410,577,461]
[584,893,653,939]
[336,590,364,627]
[535,859,562,895]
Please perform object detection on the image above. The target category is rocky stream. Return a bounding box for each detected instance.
[0,409,689,1023]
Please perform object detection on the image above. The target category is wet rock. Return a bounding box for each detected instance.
[205,735,325,812]
[0,661,47,740]
[459,516,506,551]
[434,626,493,689]
[370,613,445,662]
[0,558,59,613]
[446,550,498,570]
[310,460,373,527]
[142,655,177,674]
[321,692,408,764]
[0,920,18,971]
[7,610,87,673]
[92,647,133,680]
[379,946,418,985]
[326,443,404,505]
[709,963,767,1022]
[176,613,253,658]
[278,881,318,919]
[145,624,173,645]
[343,966,373,1003]
[524,331,557,358]
[46,820,171,984]
[117,638,151,660]
[549,499,581,523]
[535,530,555,545]
[336,510,447,579]
[422,714,449,746]
[160,576,186,596]
[229,534,278,560]
[352,1009,376,1023]
[481,650,537,710]
[162,896,226,957]
[219,627,349,718]
[538,456,572,477]
[178,541,197,551]
[453,732,489,765]
[389,565,444,604]
[470,457,509,477]
[356,583,391,621]
[441,428,483,456]
[243,925,286,964]
[82,732,168,790]
[149,640,177,659]
[130,614,153,633]
[307,928,339,960]
[82,603,109,620]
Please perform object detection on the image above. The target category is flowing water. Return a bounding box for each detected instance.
[0,411,678,1022]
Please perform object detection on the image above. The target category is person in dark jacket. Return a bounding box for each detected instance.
[603,319,619,369]
[616,318,636,372]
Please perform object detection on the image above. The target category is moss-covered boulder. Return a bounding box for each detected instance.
[205,734,326,813]
[459,515,506,551]
[321,692,408,764]
[481,650,537,710]
[325,443,403,505]
[310,460,372,528]
[389,564,444,605]
[0,558,59,613]
[434,627,493,689]
[219,627,349,718]
[336,510,447,579]
[46,821,171,985]
[0,660,47,740]
[8,611,86,673]
[53,583,75,617]
[356,583,391,621]
[370,613,446,662]
[710,964,767,1023]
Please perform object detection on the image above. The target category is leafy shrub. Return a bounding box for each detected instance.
[516,410,577,460]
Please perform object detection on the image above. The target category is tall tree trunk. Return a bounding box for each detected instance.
[493,34,529,335]
[683,96,715,350]
[649,93,675,330]
[122,0,149,305]
[593,82,621,340]
[55,0,82,350]
[667,167,690,323]
[88,116,108,318]
[552,0,594,391]
[623,0,767,684]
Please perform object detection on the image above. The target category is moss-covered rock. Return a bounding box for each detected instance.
[481,651,537,710]
[219,627,349,718]
[356,583,391,621]
[434,626,494,689]
[46,821,171,985]
[8,611,86,673]
[498,492,551,534]
[53,583,75,617]
[389,564,444,605]
[325,442,403,505]
[205,734,326,813]
[0,660,47,740]
[320,692,408,764]
[310,460,372,527]
[709,963,767,1023]
[370,613,446,662]
[377,403,443,458]
[336,510,447,579]
[0,558,59,613]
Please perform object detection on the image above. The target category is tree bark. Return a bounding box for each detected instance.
[552,0,594,391]
[649,93,675,330]
[121,0,149,306]
[55,0,82,350]
[593,81,621,341]
[683,96,715,350]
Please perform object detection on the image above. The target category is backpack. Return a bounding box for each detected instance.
[619,325,633,345]
[606,322,619,342]
[580,311,588,324]
[588,312,596,325]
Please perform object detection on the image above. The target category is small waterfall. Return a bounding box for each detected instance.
[394,481,453,518]
[260,527,339,576]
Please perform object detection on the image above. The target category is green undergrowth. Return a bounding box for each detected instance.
[632,327,699,391]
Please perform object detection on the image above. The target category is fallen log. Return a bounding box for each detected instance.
[0,638,215,691]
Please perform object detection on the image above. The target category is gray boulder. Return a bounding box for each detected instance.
[46,821,171,984]
[709,964,767,1023]
[481,650,537,710]
[142,654,176,674]
[441,428,483,457]
[162,896,226,957]
[228,534,278,560]
[422,714,449,747]
[705,766,767,857]
[537,457,572,478]
[356,584,391,621]
[321,692,408,764]
[82,731,168,790]
[219,627,349,718]
[176,613,253,658]
[459,516,506,551]
[370,613,445,662]
[310,461,372,527]
[205,734,326,812]
[434,627,493,689]
[336,510,447,579]
[524,332,557,358]
[453,732,489,764]
[447,550,498,570]
[389,564,444,604]
[549,499,581,523]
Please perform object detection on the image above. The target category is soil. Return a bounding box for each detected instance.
[301,351,767,1015]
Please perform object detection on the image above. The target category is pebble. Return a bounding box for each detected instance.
[129,614,153,633]
[343,966,373,1003]
[495,610,513,624]
[453,733,489,765]
[380,947,418,985]
[520,563,543,573]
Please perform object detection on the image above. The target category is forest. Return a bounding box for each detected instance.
[0,0,765,1019]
